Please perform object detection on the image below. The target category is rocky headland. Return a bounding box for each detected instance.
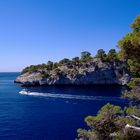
[15,50,130,86]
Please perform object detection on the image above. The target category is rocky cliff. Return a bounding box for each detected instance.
[15,58,130,86]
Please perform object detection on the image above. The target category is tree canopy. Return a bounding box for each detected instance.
[80,51,92,61]
[77,15,140,140]
[96,49,106,61]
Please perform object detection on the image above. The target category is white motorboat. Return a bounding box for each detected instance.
[19,89,30,95]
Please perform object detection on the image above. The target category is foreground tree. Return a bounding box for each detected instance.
[118,15,140,77]
[77,15,140,140]
[118,15,140,102]
[77,104,140,140]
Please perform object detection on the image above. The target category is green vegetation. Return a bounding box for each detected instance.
[59,58,71,65]
[47,61,53,70]
[118,16,140,77]
[72,57,80,62]
[21,64,47,74]
[77,104,140,140]
[80,51,92,62]
[76,15,140,140]
[52,62,59,69]
[96,49,106,61]
[21,49,119,76]
[118,15,140,102]
[107,49,117,63]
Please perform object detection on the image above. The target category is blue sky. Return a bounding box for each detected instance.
[0,0,140,72]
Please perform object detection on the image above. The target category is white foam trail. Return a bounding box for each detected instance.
[19,91,122,102]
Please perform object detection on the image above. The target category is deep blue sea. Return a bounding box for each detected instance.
[0,73,128,140]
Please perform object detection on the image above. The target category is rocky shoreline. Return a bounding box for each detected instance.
[15,57,130,87]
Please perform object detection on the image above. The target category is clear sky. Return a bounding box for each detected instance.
[0,0,140,72]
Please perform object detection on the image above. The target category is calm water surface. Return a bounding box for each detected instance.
[0,73,127,140]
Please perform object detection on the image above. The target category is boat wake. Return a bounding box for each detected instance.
[19,90,123,102]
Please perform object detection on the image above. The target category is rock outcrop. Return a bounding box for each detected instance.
[15,58,130,86]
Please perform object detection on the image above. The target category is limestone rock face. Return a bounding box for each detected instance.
[15,59,130,86]
[16,72,42,86]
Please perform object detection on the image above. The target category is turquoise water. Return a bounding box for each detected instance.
[0,73,127,140]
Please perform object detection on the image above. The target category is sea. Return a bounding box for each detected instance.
[0,72,128,140]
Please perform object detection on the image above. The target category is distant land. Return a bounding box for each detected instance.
[15,49,130,86]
